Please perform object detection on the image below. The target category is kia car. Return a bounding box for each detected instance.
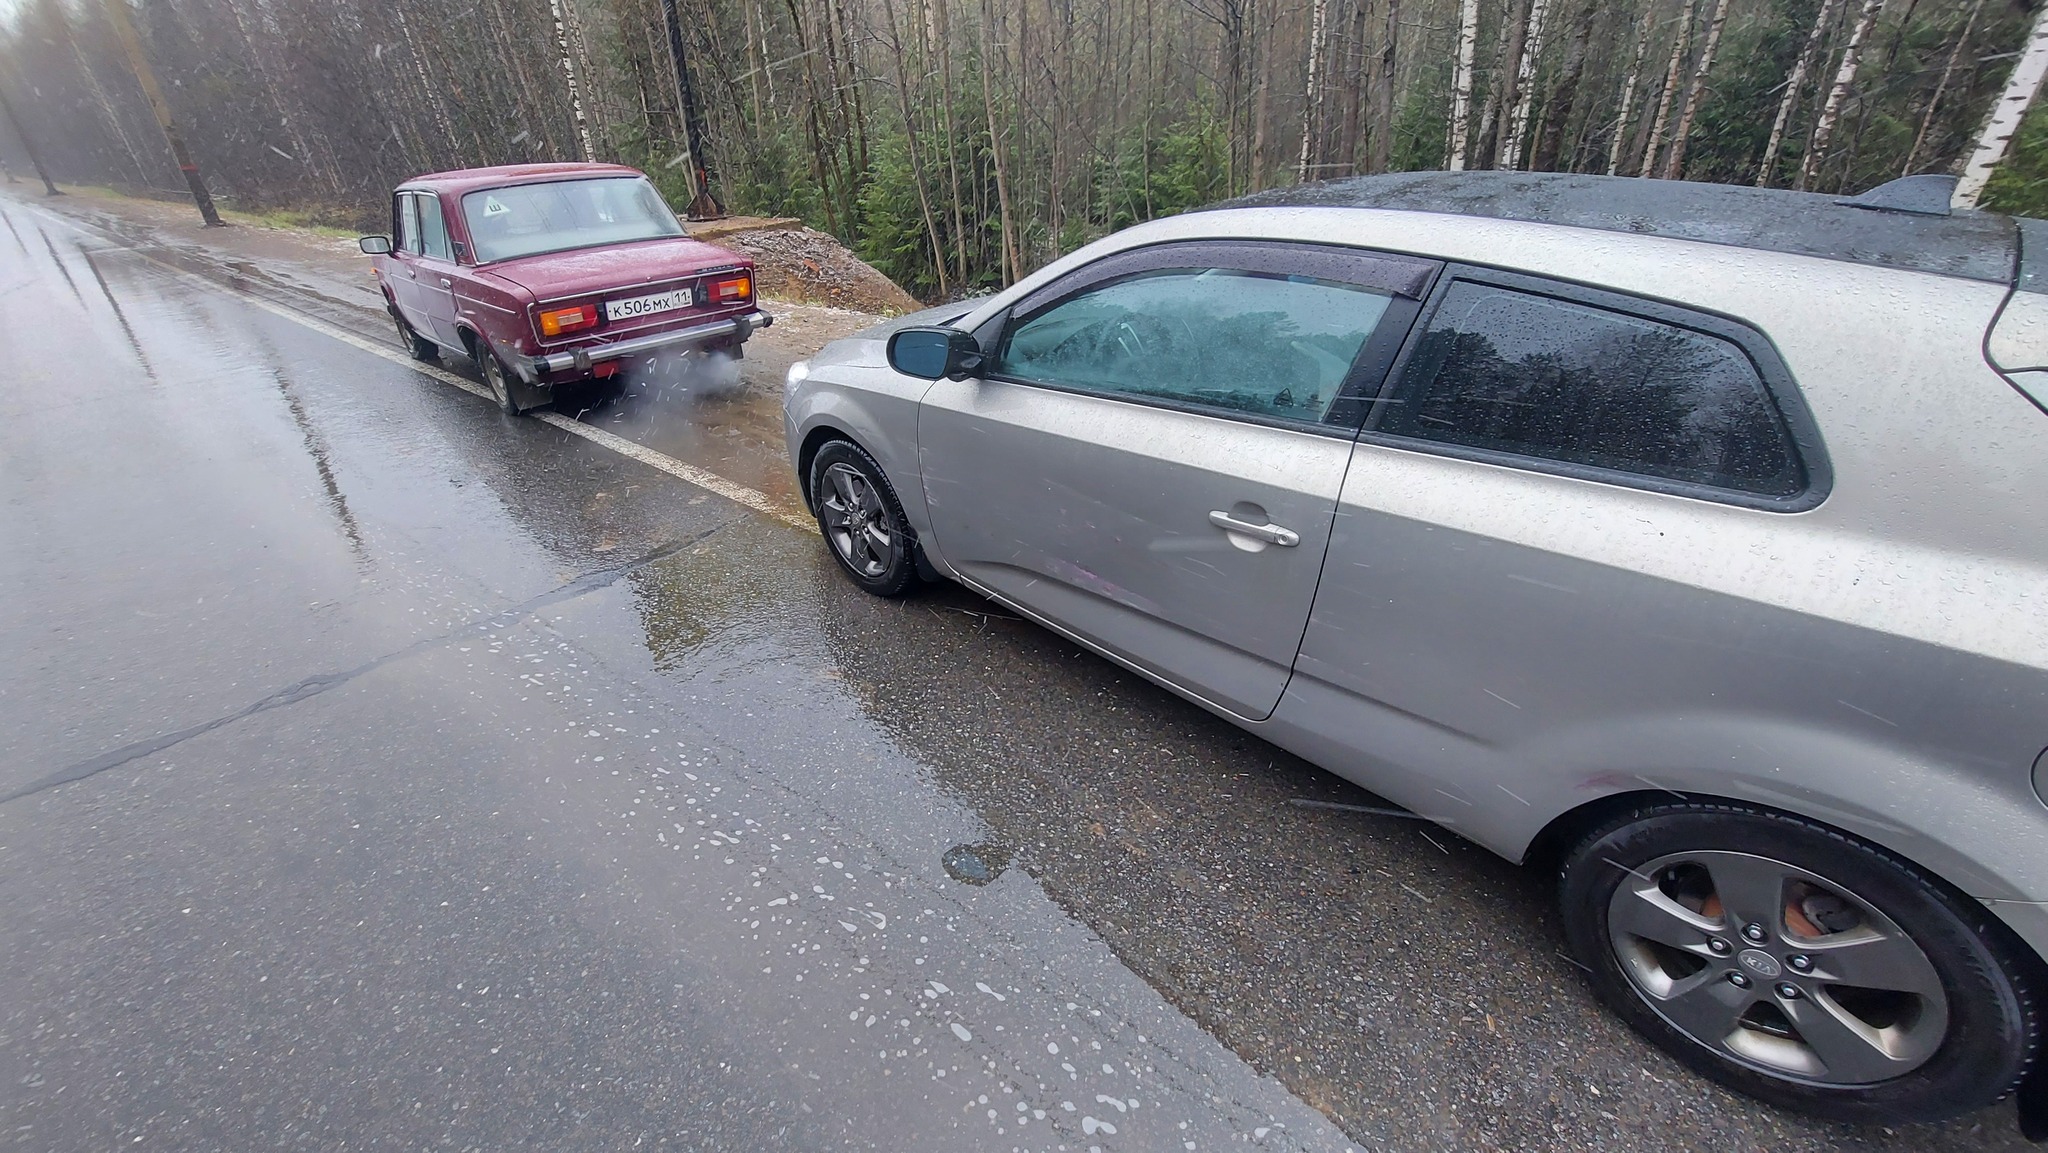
[781,170,2048,1126]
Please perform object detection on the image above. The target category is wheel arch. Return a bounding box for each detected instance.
[1524,788,2048,974]
[796,423,860,514]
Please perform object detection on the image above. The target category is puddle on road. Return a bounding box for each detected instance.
[941,842,1011,885]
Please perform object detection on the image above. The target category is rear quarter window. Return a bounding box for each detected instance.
[1378,278,1808,500]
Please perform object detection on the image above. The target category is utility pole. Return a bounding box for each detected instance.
[0,79,63,195]
[659,0,722,219]
[100,0,223,226]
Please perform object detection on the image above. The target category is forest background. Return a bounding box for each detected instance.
[4,0,2048,301]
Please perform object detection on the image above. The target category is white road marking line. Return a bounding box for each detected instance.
[532,412,809,529]
[11,198,813,533]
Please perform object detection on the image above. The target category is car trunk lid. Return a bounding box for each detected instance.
[480,236,747,301]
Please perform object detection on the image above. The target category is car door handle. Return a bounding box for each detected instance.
[438,277,452,288]
[1209,510,1299,547]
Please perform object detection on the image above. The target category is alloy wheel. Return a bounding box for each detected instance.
[819,461,896,578]
[1606,849,1949,1085]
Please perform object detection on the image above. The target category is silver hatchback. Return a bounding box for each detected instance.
[783,172,2048,1127]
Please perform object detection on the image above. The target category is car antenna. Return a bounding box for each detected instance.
[1834,174,1958,217]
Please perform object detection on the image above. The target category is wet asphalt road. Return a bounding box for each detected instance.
[0,195,2029,1152]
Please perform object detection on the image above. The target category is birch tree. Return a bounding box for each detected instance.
[1904,0,1985,176]
[1607,11,1653,174]
[1501,0,1551,169]
[1476,0,1534,168]
[1797,0,1883,191]
[1446,0,1480,170]
[1757,0,1842,187]
[550,0,596,161]
[1955,0,2048,208]
[1661,0,1731,179]
[1298,0,1328,180]
[1641,0,1697,178]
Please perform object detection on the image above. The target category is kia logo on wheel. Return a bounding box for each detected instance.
[1738,950,1783,978]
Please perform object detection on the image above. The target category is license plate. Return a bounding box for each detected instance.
[605,285,696,322]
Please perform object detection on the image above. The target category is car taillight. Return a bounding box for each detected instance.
[539,303,599,337]
[707,273,752,305]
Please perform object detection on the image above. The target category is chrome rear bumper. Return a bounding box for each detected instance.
[517,309,773,381]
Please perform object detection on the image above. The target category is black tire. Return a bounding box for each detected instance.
[808,440,919,597]
[392,308,438,361]
[1558,800,2039,1124]
[475,339,523,416]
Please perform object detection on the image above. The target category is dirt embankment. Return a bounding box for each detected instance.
[691,217,920,316]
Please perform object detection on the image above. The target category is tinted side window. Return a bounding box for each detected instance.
[397,194,422,255]
[417,194,453,261]
[994,268,1395,423]
[1383,281,1803,496]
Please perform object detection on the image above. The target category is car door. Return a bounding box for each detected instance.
[409,192,465,347]
[1277,266,1827,834]
[917,241,1434,721]
[387,192,431,335]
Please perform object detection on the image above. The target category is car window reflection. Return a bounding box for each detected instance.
[995,268,1393,422]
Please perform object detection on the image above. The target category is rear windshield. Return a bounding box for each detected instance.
[460,177,684,263]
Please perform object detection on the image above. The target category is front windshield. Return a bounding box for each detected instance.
[461,177,683,263]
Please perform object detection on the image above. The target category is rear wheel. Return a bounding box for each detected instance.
[392,309,437,361]
[809,440,918,597]
[1559,801,2038,1123]
[476,340,523,416]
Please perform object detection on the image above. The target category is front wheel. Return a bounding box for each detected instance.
[1559,801,2038,1123]
[808,440,918,597]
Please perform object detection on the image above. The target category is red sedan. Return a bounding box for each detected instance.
[359,162,771,414]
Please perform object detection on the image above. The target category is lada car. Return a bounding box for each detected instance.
[360,162,770,414]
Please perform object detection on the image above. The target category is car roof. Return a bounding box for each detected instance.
[1212,171,2020,285]
[398,162,645,196]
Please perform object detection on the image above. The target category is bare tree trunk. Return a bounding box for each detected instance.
[1903,0,1984,176]
[224,0,324,190]
[1661,0,1731,179]
[743,0,767,119]
[394,2,461,160]
[880,0,951,297]
[1640,0,1695,178]
[980,0,1018,281]
[1955,0,2048,208]
[549,0,596,161]
[661,0,720,216]
[1251,0,1273,188]
[100,0,221,223]
[1368,0,1398,172]
[1476,0,1533,169]
[1500,0,1550,169]
[1339,0,1368,173]
[931,0,967,285]
[1757,0,1840,186]
[1446,0,1481,169]
[0,81,60,195]
[1533,0,1597,171]
[1606,10,1652,174]
[1797,0,1881,191]
[1300,0,1329,180]
[493,0,558,160]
